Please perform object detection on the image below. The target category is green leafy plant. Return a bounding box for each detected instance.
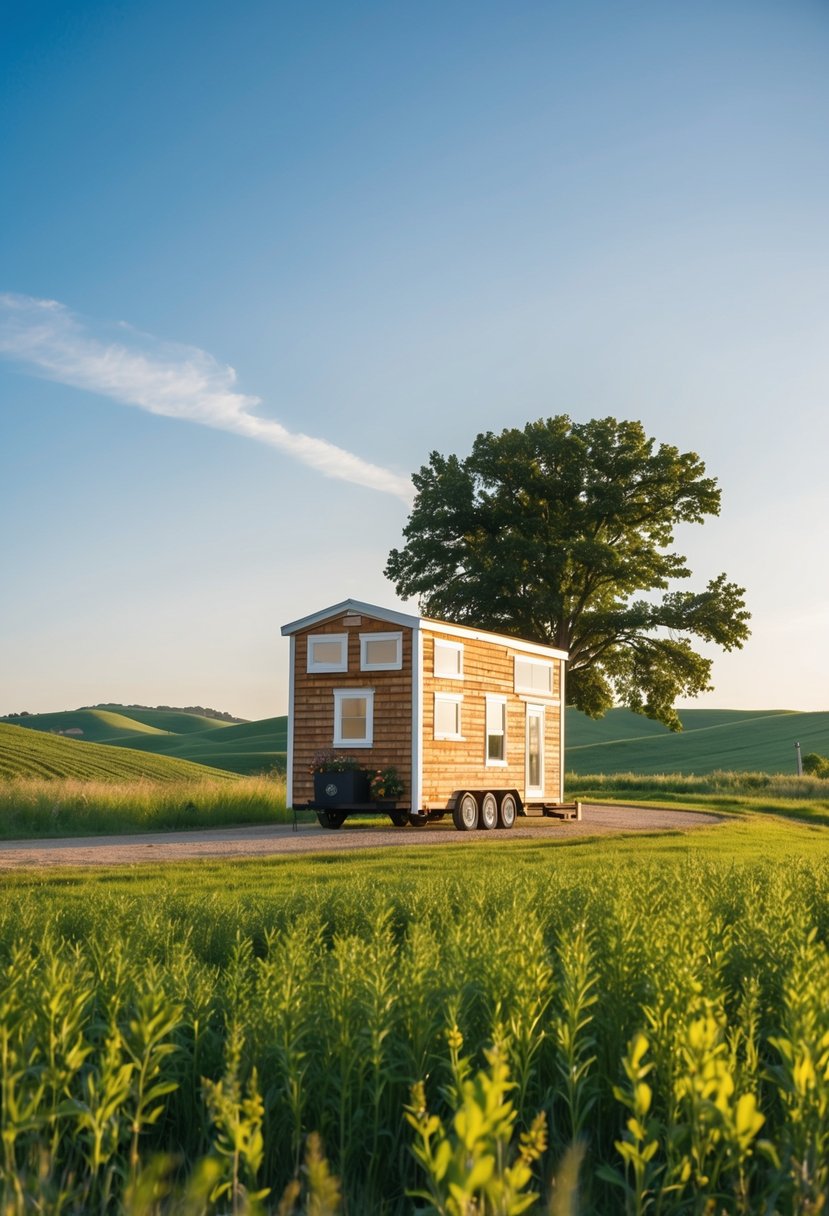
[405,1038,549,1215]
[368,766,405,801]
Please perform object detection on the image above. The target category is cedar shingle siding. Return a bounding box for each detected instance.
[291,614,413,806]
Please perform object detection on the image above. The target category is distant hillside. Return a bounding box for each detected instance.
[7,709,287,776]
[0,722,237,782]
[566,707,829,775]
[90,703,246,723]
[9,702,824,780]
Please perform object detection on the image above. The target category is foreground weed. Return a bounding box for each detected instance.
[406,1042,549,1216]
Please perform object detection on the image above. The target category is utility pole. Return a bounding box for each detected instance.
[795,741,803,776]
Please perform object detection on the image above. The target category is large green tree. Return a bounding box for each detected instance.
[385,416,750,730]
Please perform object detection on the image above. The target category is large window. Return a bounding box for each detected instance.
[485,695,507,765]
[514,656,553,696]
[307,633,348,673]
[434,639,464,679]
[360,632,403,671]
[434,693,463,740]
[333,689,374,747]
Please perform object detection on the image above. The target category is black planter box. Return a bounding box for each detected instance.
[313,770,370,807]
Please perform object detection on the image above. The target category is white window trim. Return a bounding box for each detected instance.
[514,655,554,696]
[434,638,464,680]
[485,694,508,767]
[434,692,464,741]
[307,633,348,673]
[333,688,374,748]
[360,631,403,671]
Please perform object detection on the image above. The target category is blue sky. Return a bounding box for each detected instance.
[2,0,828,720]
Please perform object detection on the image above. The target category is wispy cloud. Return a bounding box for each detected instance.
[0,293,413,502]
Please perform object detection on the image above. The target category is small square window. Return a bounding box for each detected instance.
[434,693,463,740]
[307,634,348,673]
[434,639,464,679]
[360,632,403,671]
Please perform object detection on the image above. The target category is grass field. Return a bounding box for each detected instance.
[0,722,238,783]
[3,711,288,775]
[566,706,829,775]
[1,809,828,1213]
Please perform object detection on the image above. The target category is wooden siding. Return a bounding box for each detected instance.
[421,630,563,810]
[291,613,413,806]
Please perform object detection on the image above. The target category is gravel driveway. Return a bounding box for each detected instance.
[0,804,723,869]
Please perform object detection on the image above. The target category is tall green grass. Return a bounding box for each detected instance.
[1,826,829,1212]
[0,775,287,838]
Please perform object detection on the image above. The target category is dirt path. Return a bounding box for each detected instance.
[0,804,724,869]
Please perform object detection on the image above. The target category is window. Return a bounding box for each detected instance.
[434,639,464,679]
[307,633,348,673]
[434,693,463,740]
[360,632,403,671]
[486,696,507,765]
[514,656,553,696]
[333,689,374,747]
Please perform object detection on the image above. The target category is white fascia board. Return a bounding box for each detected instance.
[281,598,421,636]
[420,618,568,662]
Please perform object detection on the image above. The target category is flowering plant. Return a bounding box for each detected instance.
[369,766,405,801]
[309,750,364,775]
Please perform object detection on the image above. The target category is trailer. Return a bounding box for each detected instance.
[281,599,579,830]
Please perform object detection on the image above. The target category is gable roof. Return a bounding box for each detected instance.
[281,598,568,661]
[280,598,420,636]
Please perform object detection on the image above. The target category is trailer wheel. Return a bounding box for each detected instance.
[389,810,409,827]
[452,791,479,831]
[479,792,498,830]
[409,811,429,827]
[497,792,517,829]
[316,810,347,829]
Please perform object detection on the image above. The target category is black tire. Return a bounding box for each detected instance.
[389,810,409,827]
[316,810,347,829]
[452,791,479,831]
[409,811,429,827]
[497,792,517,830]
[479,791,498,831]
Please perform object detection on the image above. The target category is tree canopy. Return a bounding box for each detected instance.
[385,416,750,730]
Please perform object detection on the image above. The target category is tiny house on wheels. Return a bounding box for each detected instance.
[281,599,580,831]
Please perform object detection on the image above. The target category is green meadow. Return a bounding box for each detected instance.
[1,812,829,1214]
[3,709,287,775]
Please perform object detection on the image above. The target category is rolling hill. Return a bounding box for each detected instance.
[0,722,237,782]
[3,709,287,775]
[5,705,828,779]
[566,707,829,775]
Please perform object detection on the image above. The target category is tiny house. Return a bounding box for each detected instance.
[281,599,577,830]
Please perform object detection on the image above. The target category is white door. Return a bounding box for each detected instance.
[525,705,545,799]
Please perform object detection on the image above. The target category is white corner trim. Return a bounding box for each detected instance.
[412,622,423,812]
[286,635,295,809]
